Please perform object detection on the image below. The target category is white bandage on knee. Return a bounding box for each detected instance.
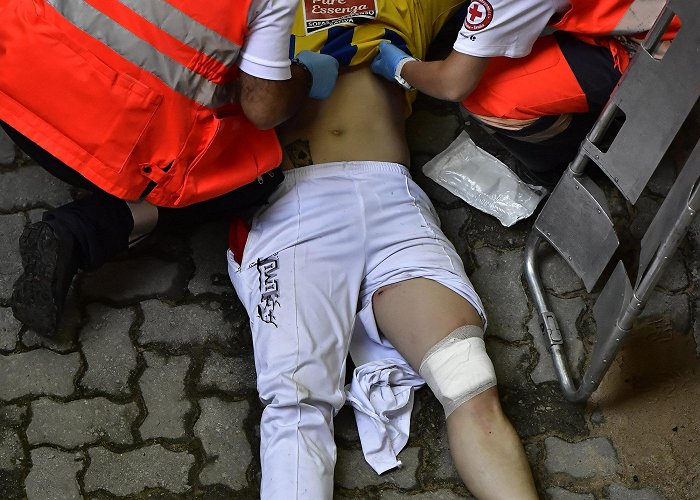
[418,325,497,417]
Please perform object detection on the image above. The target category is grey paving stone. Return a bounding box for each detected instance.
[81,257,180,301]
[434,206,473,259]
[84,444,194,495]
[544,437,617,478]
[546,486,595,500]
[334,405,361,444]
[79,305,138,396]
[0,213,25,302]
[198,352,256,395]
[21,308,81,352]
[589,407,606,426]
[630,196,692,291]
[139,352,191,440]
[194,398,251,490]
[429,422,460,482]
[25,448,83,500]
[629,196,661,241]
[0,404,27,426]
[465,205,531,249]
[502,384,587,438]
[606,482,666,500]
[139,300,239,347]
[637,291,690,335]
[0,128,15,165]
[523,441,539,466]
[0,428,23,469]
[26,208,45,224]
[485,339,530,390]
[0,350,80,400]
[188,222,231,295]
[0,469,24,499]
[380,490,468,499]
[0,307,21,352]
[645,158,676,198]
[690,218,700,354]
[695,299,700,357]
[689,215,700,268]
[471,247,529,342]
[27,398,138,447]
[649,251,689,292]
[528,296,586,385]
[335,447,418,490]
[0,165,72,210]
[538,252,586,295]
[406,111,461,157]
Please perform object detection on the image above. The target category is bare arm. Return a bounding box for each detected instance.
[401,50,489,102]
[238,63,311,130]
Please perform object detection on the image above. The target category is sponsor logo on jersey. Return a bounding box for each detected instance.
[303,0,378,34]
[257,255,280,326]
[463,0,493,31]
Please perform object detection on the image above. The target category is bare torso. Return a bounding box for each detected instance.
[277,66,410,169]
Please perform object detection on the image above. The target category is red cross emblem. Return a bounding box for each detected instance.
[463,0,493,31]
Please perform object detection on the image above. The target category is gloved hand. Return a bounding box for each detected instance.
[371,40,414,85]
[295,50,339,100]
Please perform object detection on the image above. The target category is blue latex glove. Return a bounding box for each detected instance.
[371,40,413,84]
[295,50,339,100]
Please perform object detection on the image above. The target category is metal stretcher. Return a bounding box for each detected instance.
[523,0,699,402]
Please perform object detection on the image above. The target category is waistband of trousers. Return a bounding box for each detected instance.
[282,161,410,182]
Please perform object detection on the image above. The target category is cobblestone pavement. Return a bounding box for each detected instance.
[1,91,699,498]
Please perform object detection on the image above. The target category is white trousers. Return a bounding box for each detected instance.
[227,162,484,499]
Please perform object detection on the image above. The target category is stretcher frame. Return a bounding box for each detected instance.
[522,0,699,402]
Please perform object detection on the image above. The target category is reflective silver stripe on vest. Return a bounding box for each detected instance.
[613,0,666,34]
[119,0,241,67]
[46,0,240,108]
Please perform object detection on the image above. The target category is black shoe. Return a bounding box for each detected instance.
[11,220,80,337]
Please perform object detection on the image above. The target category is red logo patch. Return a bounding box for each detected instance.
[463,0,493,31]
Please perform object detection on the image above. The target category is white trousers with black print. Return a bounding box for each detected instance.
[227,161,485,500]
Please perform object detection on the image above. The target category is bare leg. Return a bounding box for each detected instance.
[125,200,158,247]
[446,388,538,500]
[372,278,538,499]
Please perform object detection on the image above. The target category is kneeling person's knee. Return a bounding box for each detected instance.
[418,325,497,417]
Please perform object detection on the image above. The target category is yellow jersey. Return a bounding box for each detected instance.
[290,0,465,66]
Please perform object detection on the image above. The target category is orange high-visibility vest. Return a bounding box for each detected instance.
[550,0,676,37]
[462,0,679,121]
[550,0,679,70]
[0,0,282,207]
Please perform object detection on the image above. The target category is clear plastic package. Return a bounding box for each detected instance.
[422,131,547,227]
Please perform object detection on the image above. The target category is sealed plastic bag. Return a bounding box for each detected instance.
[422,131,547,227]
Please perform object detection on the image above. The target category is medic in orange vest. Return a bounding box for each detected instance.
[0,0,338,207]
[371,0,680,185]
[1,0,339,337]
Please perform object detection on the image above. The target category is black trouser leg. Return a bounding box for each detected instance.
[2,121,133,270]
[156,167,283,229]
[485,32,623,175]
[2,121,283,268]
[490,112,601,175]
[42,194,133,271]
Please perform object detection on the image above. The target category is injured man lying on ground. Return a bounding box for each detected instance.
[226,0,539,498]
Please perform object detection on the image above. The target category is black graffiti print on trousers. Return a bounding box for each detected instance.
[256,255,280,326]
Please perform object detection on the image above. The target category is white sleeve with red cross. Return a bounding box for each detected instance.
[453,0,570,58]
